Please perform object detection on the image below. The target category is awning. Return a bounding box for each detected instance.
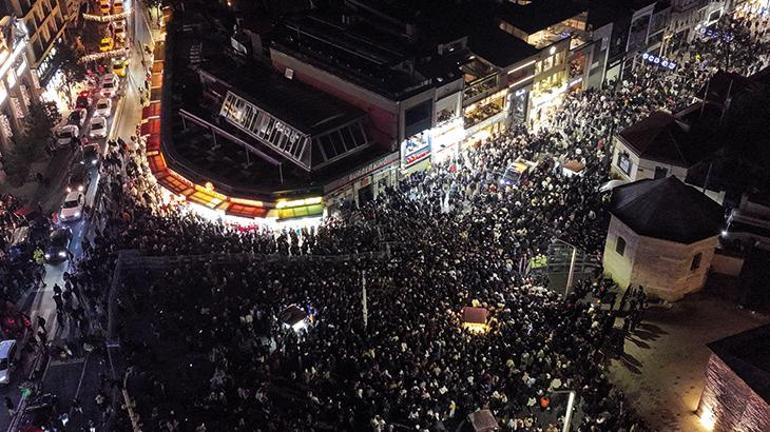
[146,134,161,153]
[146,153,167,173]
[225,203,268,218]
[140,118,160,136]
[150,73,163,88]
[150,87,162,102]
[142,101,161,120]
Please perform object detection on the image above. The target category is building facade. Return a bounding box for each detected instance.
[602,177,723,301]
[0,17,39,152]
[6,1,67,87]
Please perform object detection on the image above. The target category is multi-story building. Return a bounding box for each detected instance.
[270,10,466,175]
[5,0,67,98]
[0,16,40,151]
[497,0,593,124]
[664,0,727,55]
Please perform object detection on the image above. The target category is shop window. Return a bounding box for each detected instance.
[691,253,702,271]
[654,166,668,179]
[616,236,626,256]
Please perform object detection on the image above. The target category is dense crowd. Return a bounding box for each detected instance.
[0,194,45,311]
[28,8,770,432]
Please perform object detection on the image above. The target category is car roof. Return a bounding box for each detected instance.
[97,98,111,104]
[91,116,106,123]
[50,228,70,239]
[0,340,16,357]
[61,124,77,131]
[64,191,81,201]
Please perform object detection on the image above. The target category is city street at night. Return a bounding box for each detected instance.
[1,1,770,432]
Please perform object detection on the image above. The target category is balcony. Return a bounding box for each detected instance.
[463,97,505,129]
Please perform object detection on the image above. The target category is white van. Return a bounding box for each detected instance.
[721,210,770,249]
[0,339,17,385]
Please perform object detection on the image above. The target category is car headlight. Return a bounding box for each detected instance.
[58,251,67,258]
[0,375,7,383]
[74,212,81,218]
[44,253,51,259]
[91,160,98,165]
[79,185,85,192]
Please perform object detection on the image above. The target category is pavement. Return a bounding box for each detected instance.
[0,1,153,430]
[608,291,770,432]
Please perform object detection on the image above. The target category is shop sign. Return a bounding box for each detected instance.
[324,151,399,193]
[0,115,12,137]
[401,132,431,169]
[641,52,677,70]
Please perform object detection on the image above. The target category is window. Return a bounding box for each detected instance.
[617,151,632,175]
[616,236,626,256]
[654,166,668,179]
[691,253,702,271]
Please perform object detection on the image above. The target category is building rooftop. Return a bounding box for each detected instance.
[498,0,587,35]
[200,60,365,138]
[617,109,721,167]
[157,0,391,200]
[468,26,540,68]
[707,324,770,404]
[271,12,439,101]
[609,176,724,244]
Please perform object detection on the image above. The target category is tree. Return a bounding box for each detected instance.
[3,104,58,185]
[58,43,87,106]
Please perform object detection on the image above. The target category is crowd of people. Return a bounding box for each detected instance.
[21,7,770,432]
[0,193,46,330]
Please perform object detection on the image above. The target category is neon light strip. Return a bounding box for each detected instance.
[508,60,536,73]
[509,75,535,88]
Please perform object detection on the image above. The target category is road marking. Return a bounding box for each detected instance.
[49,358,86,367]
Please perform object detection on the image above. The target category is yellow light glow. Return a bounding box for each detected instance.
[275,197,323,209]
[699,407,715,431]
[462,322,489,334]
[229,197,264,207]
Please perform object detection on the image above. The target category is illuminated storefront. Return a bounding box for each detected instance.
[400,131,432,173]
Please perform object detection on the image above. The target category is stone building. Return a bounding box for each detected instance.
[602,176,724,301]
[697,324,770,432]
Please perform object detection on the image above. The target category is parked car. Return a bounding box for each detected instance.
[112,19,126,41]
[99,37,114,52]
[66,163,90,193]
[89,116,108,139]
[94,98,112,117]
[44,228,72,263]
[59,191,85,222]
[112,57,128,77]
[0,339,17,385]
[67,108,87,126]
[75,90,91,109]
[77,142,101,167]
[113,0,124,14]
[54,125,79,148]
[99,0,111,15]
[99,74,119,98]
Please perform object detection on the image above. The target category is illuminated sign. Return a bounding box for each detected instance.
[699,27,734,42]
[641,53,677,70]
[401,132,431,169]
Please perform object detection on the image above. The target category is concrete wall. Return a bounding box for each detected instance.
[710,250,744,277]
[603,216,717,301]
[610,136,689,182]
[698,354,770,432]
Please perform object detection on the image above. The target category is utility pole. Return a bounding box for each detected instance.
[361,270,368,330]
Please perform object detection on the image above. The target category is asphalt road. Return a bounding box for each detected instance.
[0,1,152,428]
